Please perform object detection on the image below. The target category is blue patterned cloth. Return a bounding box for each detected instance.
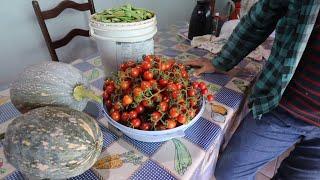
[0,26,272,179]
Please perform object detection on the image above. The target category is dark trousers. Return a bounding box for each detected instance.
[215,107,320,180]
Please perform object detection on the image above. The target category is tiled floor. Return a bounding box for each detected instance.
[256,146,293,180]
[256,172,271,180]
[258,159,277,179]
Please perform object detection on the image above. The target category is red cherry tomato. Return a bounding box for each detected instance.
[178,98,185,105]
[181,70,188,78]
[111,111,120,121]
[187,89,196,97]
[159,62,168,71]
[177,114,187,124]
[198,82,207,90]
[151,111,162,122]
[120,63,128,71]
[133,87,143,97]
[109,108,115,113]
[135,105,145,114]
[121,112,130,121]
[105,85,115,93]
[143,71,154,80]
[172,91,180,99]
[120,80,130,90]
[165,63,172,70]
[152,94,162,102]
[181,108,187,114]
[166,119,177,129]
[104,99,112,109]
[123,87,132,95]
[142,100,152,108]
[156,124,167,130]
[131,118,141,128]
[207,94,214,101]
[167,59,175,68]
[154,56,160,62]
[130,68,140,78]
[136,65,143,73]
[160,61,172,71]
[176,83,183,90]
[140,122,151,130]
[159,79,168,87]
[104,79,114,86]
[102,91,109,100]
[126,60,135,68]
[122,95,133,106]
[192,82,199,89]
[129,110,138,119]
[190,99,197,107]
[144,55,153,62]
[113,102,121,110]
[163,95,170,103]
[159,101,168,112]
[178,63,185,70]
[141,81,151,91]
[188,110,196,118]
[167,83,177,91]
[201,88,208,95]
[149,79,157,87]
[142,61,151,71]
[169,107,179,118]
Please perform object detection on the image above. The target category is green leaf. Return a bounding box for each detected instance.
[172,139,192,175]
[207,83,221,92]
[93,59,102,66]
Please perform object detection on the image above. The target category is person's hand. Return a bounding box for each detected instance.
[182,59,217,77]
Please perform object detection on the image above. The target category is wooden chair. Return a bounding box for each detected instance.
[32,0,96,62]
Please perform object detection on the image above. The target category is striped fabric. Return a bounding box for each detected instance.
[280,15,320,126]
[212,0,320,119]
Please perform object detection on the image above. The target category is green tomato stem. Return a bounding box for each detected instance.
[73,85,102,104]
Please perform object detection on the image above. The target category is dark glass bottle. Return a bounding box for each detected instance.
[188,0,213,40]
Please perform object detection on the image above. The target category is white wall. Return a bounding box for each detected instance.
[0,0,196,89]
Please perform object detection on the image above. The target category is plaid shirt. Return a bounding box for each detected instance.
[213,0,320,119]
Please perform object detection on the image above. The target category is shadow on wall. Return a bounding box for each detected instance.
[0,0,98,89]
[50,10,99,63]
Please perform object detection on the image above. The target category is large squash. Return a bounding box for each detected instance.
[10,61,101,113]
[3,106,103,179]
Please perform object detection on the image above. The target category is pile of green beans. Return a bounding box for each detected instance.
[93,4,154,23]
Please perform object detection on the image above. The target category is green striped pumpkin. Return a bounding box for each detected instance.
[10,61,101,113]
[3,106,103,179]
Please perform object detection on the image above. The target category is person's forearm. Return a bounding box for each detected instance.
[213,0,288,72]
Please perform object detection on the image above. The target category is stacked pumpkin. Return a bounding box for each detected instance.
[4,62,103,179]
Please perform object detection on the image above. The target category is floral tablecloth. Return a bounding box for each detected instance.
[0,25,270,180]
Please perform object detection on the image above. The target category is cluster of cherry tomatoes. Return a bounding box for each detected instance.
[103,55,214,131]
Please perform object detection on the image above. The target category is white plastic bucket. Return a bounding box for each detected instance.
[89,15,157,75]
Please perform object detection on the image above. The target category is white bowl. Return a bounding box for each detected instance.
[102,98,205,142]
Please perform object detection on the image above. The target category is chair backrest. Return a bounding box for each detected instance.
[32,0,96,62]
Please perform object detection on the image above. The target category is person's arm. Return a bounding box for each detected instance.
[213,0,288,72]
